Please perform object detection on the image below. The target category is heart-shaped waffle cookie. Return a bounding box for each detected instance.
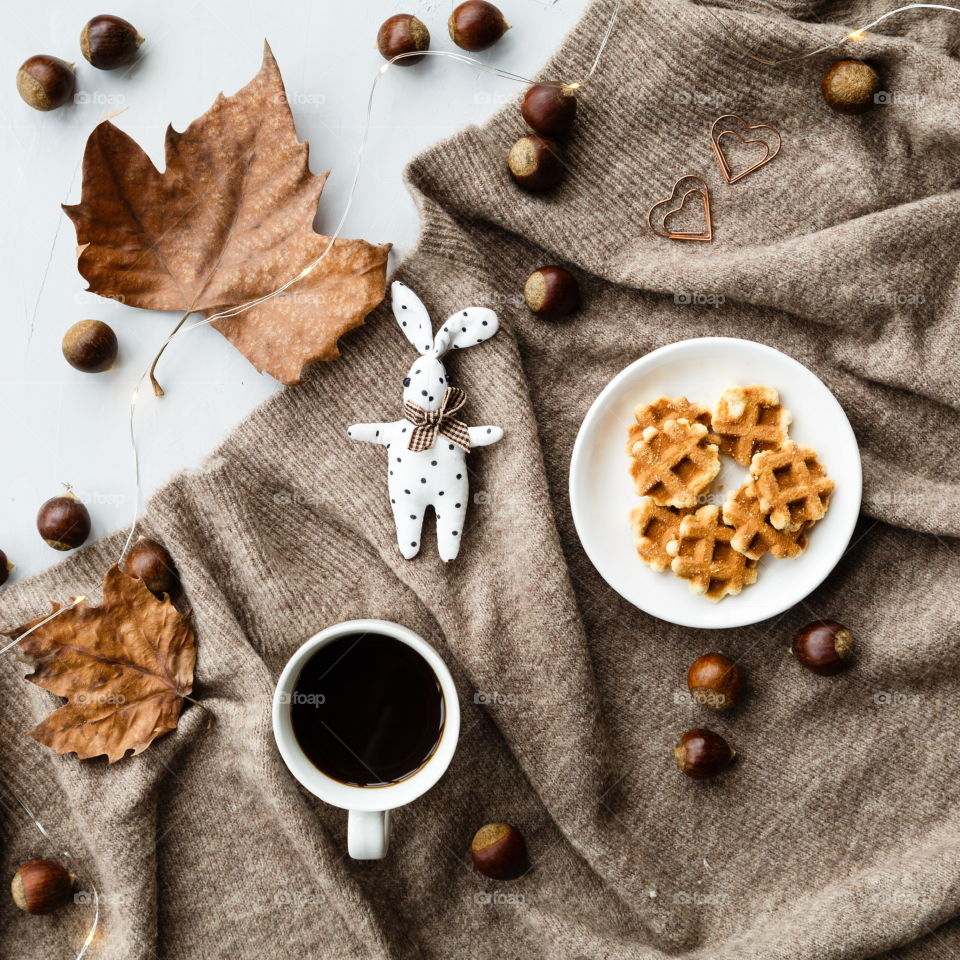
[627,418,720,508]
[722,480,809,560]
[647,176,712,241]
[712,384,792,467]
[749,442,835,531]
[630,498,694,572]
[667,504,759,601]
[710,114,782,184]
[628,396,720,451]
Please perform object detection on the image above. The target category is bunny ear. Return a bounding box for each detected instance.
[433,307,499,357]
[391,281,434,356]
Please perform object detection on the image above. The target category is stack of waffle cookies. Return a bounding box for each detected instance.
[626,387,835,602]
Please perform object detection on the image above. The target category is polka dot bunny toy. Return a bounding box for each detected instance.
[347,281,504,562]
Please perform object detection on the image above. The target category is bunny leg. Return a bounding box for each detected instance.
[391,495,427,560]
[434,478,470,563]
[468,426,503,448]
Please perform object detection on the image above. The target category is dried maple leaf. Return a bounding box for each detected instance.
[63,42,390,385]
[7,566,196,763]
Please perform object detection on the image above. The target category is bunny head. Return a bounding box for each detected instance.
[391,281,498,412]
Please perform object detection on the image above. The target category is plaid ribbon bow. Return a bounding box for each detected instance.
[403,386,471,453]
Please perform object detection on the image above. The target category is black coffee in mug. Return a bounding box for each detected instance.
[290,632,445,787]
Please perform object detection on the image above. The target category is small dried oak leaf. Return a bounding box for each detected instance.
[6,566,196,763]
[63,42,390,385]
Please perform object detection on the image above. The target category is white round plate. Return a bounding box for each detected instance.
[569,337,862,629]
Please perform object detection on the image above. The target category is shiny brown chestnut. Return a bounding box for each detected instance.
[16,55,75,111]
[821,59,880,114]
[507,135,563,192]
[37,493,91,551]
[687,652,742,711]
[11,860,74,915]
[81,15,144,70]
[448,1,510,51]
[377,14,430,66]
[521,83,577,136]
[122,537,178,597]
[470,823,529,880]
[0,549,11,586]
[62,319,118,373]
[675,728,735,779]
[524,266,579,318]
[791,620,855,675]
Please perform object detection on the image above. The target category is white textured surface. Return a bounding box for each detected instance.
[0,0,588,581]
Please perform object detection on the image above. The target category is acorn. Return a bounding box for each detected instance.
[11,860,74,915]
[470,823,529,880]
[821,59,881,114]
[377,14,430,66]
[791,620,855,675]
[16,56,75,111]
[0,549,11,586]
[686,652,742,711]
[448,1,510,52]
[80,15,144,70]
[524,266,579,318]
[675,728,735,779]
[62,319,118,373]
[37,492,91,551]
[521,83,577,136]
[122,537,178,597]
[507,135,564,192]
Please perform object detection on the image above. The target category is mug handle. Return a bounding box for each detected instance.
[348,809,391,859]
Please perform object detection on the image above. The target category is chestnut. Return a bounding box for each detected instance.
[507,135,564,192]
[37,493,91,551]
[123,537,178,597]
[675,728,735,779]
[521,83,577,136]
[524,266,579,318]
[80,15,144,70]
[470,822,529,880]
[62,319,118,373]
[16,55,75,112]
[0,549,11,586]
[11,860,74,915]
[448,1,510,52]
[821,59,880,114]
[791,620,855,675]
[377,14,430,66]
[686,652,742,711]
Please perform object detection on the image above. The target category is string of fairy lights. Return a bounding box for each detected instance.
[8,0,960,669]
[0,776,100,956]
[117,1,626,564]
[118,0,960,563]
[698,1,960,65]
[3,4,960,954]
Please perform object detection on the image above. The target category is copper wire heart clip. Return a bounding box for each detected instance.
[710,114,782,184]
[647,176,713,241]
[648,114,782,241]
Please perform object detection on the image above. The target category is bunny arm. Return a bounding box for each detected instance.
[346,422,395,445]
[468,426,504,448]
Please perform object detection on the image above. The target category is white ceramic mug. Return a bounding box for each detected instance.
[272,618,460,860]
